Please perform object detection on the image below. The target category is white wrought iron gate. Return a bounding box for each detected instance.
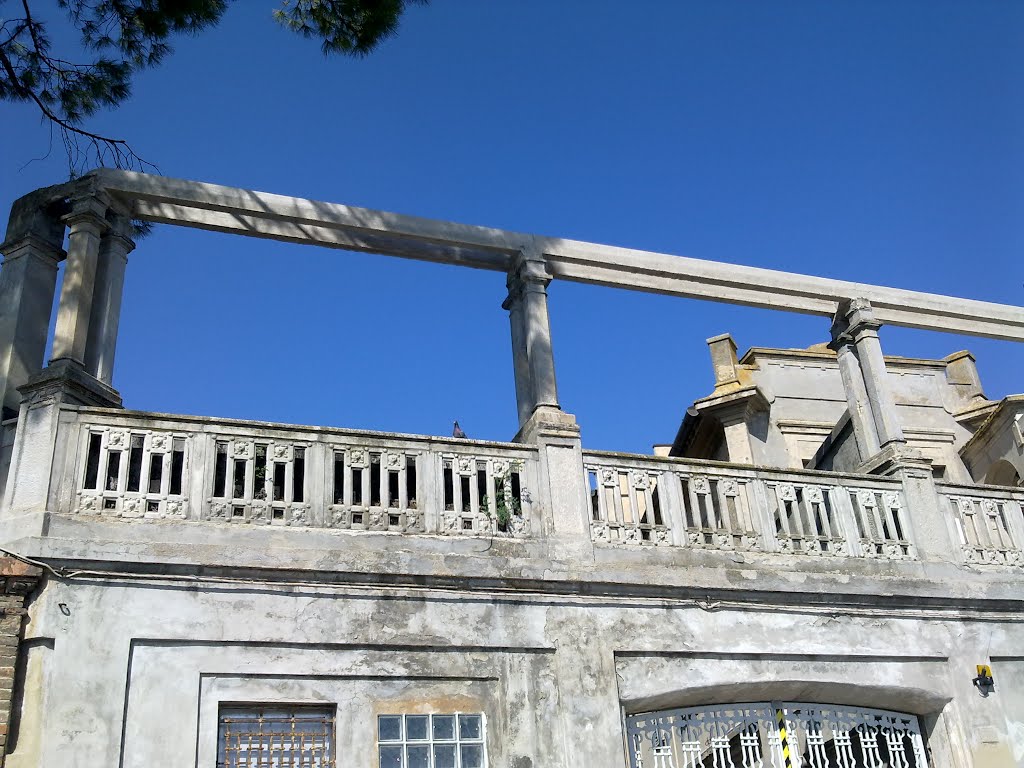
[625,701,930,768]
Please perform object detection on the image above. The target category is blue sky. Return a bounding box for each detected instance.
[2,1,1022,452]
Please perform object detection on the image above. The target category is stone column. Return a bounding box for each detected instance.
[828,328,881,458]
[502,277,534,427]
[0,204,65,419]
[50,195,109,367]
[842,298,905,448]
[84,216,134,386]
[514,252,561,413]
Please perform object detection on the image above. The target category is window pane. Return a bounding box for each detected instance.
[459,714,482,740]
[460,744,483,768]
[379,745,403,768]
[407,745,430,768]
[379,715,403,741]
[405,715,428,741]
[218,706,333,768]
[432,715,455,741]
[433,744,457,768]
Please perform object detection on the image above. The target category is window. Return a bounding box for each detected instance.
[378,713,486,768]
[218,706,335,768]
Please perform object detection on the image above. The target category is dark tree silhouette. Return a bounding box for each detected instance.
[0,0,424,175]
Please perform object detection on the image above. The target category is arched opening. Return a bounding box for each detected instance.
[626,701,930,768]
[984,459,1022,488]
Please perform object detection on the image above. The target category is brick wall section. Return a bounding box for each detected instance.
[0,558,40,767]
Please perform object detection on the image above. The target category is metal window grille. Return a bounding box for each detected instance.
[625,701,929,768]
[218,706,335,768]
[378,713,486,768]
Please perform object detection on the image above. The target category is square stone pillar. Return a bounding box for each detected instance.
[503,278,534,427]
[0,201,65,420]
[828,331,881,459]
[831,298,906,454]
[84,215,135,386]
[506,250,566,434]
[50,195,109,367]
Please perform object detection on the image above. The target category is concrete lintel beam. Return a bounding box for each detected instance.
[86,169,1024,341]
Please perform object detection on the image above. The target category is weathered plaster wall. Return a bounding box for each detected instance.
[6,576,1022,768]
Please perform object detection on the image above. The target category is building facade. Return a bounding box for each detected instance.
[0,171,1023,768]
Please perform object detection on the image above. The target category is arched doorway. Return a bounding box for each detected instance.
[626,701,929,768]
[985,459,1022,488]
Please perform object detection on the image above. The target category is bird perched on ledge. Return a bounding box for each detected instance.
[452,421,467,439]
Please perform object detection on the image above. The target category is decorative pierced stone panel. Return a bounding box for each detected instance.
[767,481,847,557]
[943,491,1023,566]
[204,438,310,526]
[75,428,189,520]
[586,465,669,546]
[678,473,760,551]
[327,447,424,533]
[626,701,929,768]
[442,455,530,537]
[848,488,915,560]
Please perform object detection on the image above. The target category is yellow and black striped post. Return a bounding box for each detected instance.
[776,708,794,768]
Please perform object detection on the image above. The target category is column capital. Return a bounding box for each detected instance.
[61,194,110,235]
[508,248,551,287]
[2,196,66,259]
[0,233,65,265]
[102,214,137,259]
[832,297,882,342]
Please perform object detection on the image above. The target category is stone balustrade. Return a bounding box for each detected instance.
[583,452,917,560]
[937,482,1024,565]
[52,407,538,539]
[8,405,1023,572]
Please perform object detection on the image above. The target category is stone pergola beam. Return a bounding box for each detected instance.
[89,169,1024,341]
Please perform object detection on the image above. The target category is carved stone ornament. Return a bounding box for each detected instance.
[692,476,711,495]
[777,483,797,502]
[857,490,877,507]
[720,479,740,497]
[290,508,309,526]
[406,512,421,530]
[981,499,1000,516]
[508,513,529,536]
[491,458,509,477]
[883,491,903,510]
[590,522,610,542]
[272,444,292,461]
[630,470,650,490]
[79,494,98,512]
[348,448,367,468]
[956,497,976,515]
[209,502,229,520]
[165,500,186,519]
[599,468,618,486]
[231,440,253,459]
[456,456,475,475]
[122,497,141,517]
[330,509,349,528]
[250,505,269,525]
[385,452,403,470]
[107,430,127,448]
[149,434,170,452]
[804,486,824,504]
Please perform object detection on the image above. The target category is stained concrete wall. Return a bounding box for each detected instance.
[4,575,1022,768]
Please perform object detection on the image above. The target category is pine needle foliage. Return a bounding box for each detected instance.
[0,0,423,175]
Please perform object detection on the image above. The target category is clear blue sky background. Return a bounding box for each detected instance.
[2,1,1022,452]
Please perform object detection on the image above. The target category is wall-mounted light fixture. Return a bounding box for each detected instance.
[973,664,994,696]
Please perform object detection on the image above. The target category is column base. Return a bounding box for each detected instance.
[513,406,579,445]
[19,359,123,409]
[855,441,931,477]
